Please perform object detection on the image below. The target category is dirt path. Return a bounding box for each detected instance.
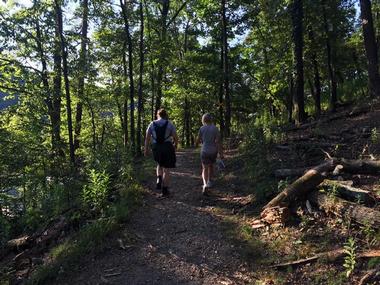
[64,150,257,285]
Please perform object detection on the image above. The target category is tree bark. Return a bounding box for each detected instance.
[74,0,89,152]
[288,73,294,123]
[137,1,144,155]
[321,180,376,205]
[122,41,129,147]
[308,26,321,117]
[308,191,380,229]
[55,0,75,165]
[121,0,136,151]
[360,0,380,98]
[263,160,336,209]
[322,0,338,112]
[154,0,169,114]
[221,0,231,136]
[291,0,306,125]
[34,18,62,154]
[219,44,225,139]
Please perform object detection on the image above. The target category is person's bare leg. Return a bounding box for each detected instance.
[202,164,209,186]
[156,165,163,177]
[156,165,163,189]
[162,168,170,187]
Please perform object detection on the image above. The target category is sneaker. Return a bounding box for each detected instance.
[162,187,170,196]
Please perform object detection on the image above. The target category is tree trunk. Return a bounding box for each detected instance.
[288,73,294,123]
[137,1,144,155]
[74,0,89,152]
[121,0,135,151]
[221,0,231,137]
[291,0,306,124]
[34,19,61,154]
[308,26,321,117]
[155,0,169,115]
[322,0,338,112]
[219,44,225,140]
[360,0,380,98]
[86,99,97,150]
[185,96,190,147]
[122,42,129,147]
[55,0,75,165]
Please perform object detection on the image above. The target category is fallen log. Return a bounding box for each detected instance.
[0,215,68,260]
[274,167,309,179]
[272,249,380,269]
[321,180,377,205]
[334,158,380,174]
[263,160,336,209]
[308,191,380,229]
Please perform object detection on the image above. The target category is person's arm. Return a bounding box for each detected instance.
[195,129,202,147]
[144,128,152,157]
[173,132,179,149]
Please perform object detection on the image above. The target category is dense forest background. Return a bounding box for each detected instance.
[1,0,380,283]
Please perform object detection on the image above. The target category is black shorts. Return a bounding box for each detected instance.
[152,142,176,168]
[201,151,217,165]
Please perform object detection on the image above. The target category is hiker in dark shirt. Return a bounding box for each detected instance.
[144,109,178,196]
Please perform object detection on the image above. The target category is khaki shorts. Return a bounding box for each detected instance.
[201,151,217,165]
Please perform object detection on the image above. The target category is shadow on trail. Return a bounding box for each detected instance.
[62,149,281,285]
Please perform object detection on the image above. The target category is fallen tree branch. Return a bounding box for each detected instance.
[359,267,380,285]
[272,249,380,269]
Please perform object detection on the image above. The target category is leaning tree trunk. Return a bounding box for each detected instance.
[121,0,136,151]
[360,0,380,98]
[74,0,89,152]
[55,0,75,165]
[263,160,336,209]
[291,0,306,124]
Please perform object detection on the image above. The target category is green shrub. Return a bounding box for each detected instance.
[82,169,110,213]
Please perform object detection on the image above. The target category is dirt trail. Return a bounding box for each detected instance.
[64,150,257,285]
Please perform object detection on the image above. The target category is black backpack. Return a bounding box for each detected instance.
[153,120,169,144]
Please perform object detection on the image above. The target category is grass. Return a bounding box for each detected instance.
[28,178,143,284]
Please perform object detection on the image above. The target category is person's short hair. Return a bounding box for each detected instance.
[202,113,213,125]
[157,108,168,119]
